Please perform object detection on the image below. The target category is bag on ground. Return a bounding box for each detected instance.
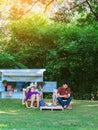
[39,99,45,107]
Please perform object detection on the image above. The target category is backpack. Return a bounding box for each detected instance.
[39,99,45,107]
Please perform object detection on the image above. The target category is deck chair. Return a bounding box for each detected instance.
[52,89,72,109]
[22,88,38,108]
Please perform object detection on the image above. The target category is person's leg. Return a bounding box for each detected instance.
[30,94,36,108]
[35,94,40,108]
[57,97,65,107]
[64,96,72,108]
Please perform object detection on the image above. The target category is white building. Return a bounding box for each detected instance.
[0,69,46,99]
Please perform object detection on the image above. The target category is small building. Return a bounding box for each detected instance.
[0,69,46,99]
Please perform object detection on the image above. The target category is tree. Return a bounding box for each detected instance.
[51,0,98,23]
[46,24,98,99]
[7,13,60,68]
[0,0,98,99]
[0,52,27,68]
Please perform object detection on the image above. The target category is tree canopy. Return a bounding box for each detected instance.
[0,0,98,99]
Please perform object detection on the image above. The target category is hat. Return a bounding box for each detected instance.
[30,82,37,87]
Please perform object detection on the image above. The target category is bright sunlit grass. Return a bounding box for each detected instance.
[0,99,98,130]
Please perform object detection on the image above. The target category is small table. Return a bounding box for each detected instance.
[40,105,64,111]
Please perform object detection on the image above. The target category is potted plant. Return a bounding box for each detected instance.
[2,80,8,91]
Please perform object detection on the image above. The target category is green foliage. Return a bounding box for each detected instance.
[46,24,98,98]
[0,52,27,68]
[2,79,7,84]
[0,5,98,99]
[52,0,98,25]
[10,13,49,41]
[8,13,60,68]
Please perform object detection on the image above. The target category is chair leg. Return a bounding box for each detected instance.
[52,92,57,106]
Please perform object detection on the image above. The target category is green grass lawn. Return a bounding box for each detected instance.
[0,99,98,130]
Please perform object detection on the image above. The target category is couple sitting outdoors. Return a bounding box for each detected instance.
[24,81,72,109]
[24,83,43,108]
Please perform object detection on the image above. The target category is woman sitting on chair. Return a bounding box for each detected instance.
[24,83,40,108]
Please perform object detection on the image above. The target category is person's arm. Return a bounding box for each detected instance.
[57,93,67,98]
[58,93,69,98]
[65,88,71,98]
[57,87,71,98]
[67,88,71,98]
[67,93,70,97]
[57,88,68,98]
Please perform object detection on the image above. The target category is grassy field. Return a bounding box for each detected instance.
[0,99,98,130]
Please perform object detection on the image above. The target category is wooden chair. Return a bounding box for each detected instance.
[22,88,43,108]
[52,89,72,109]
[52,89,66,106]
[52,89,58,106]
[22,88,37,108]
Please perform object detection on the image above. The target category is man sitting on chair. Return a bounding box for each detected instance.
[57,81,72,109]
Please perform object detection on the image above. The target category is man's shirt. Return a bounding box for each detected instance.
[57,86,71,96]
